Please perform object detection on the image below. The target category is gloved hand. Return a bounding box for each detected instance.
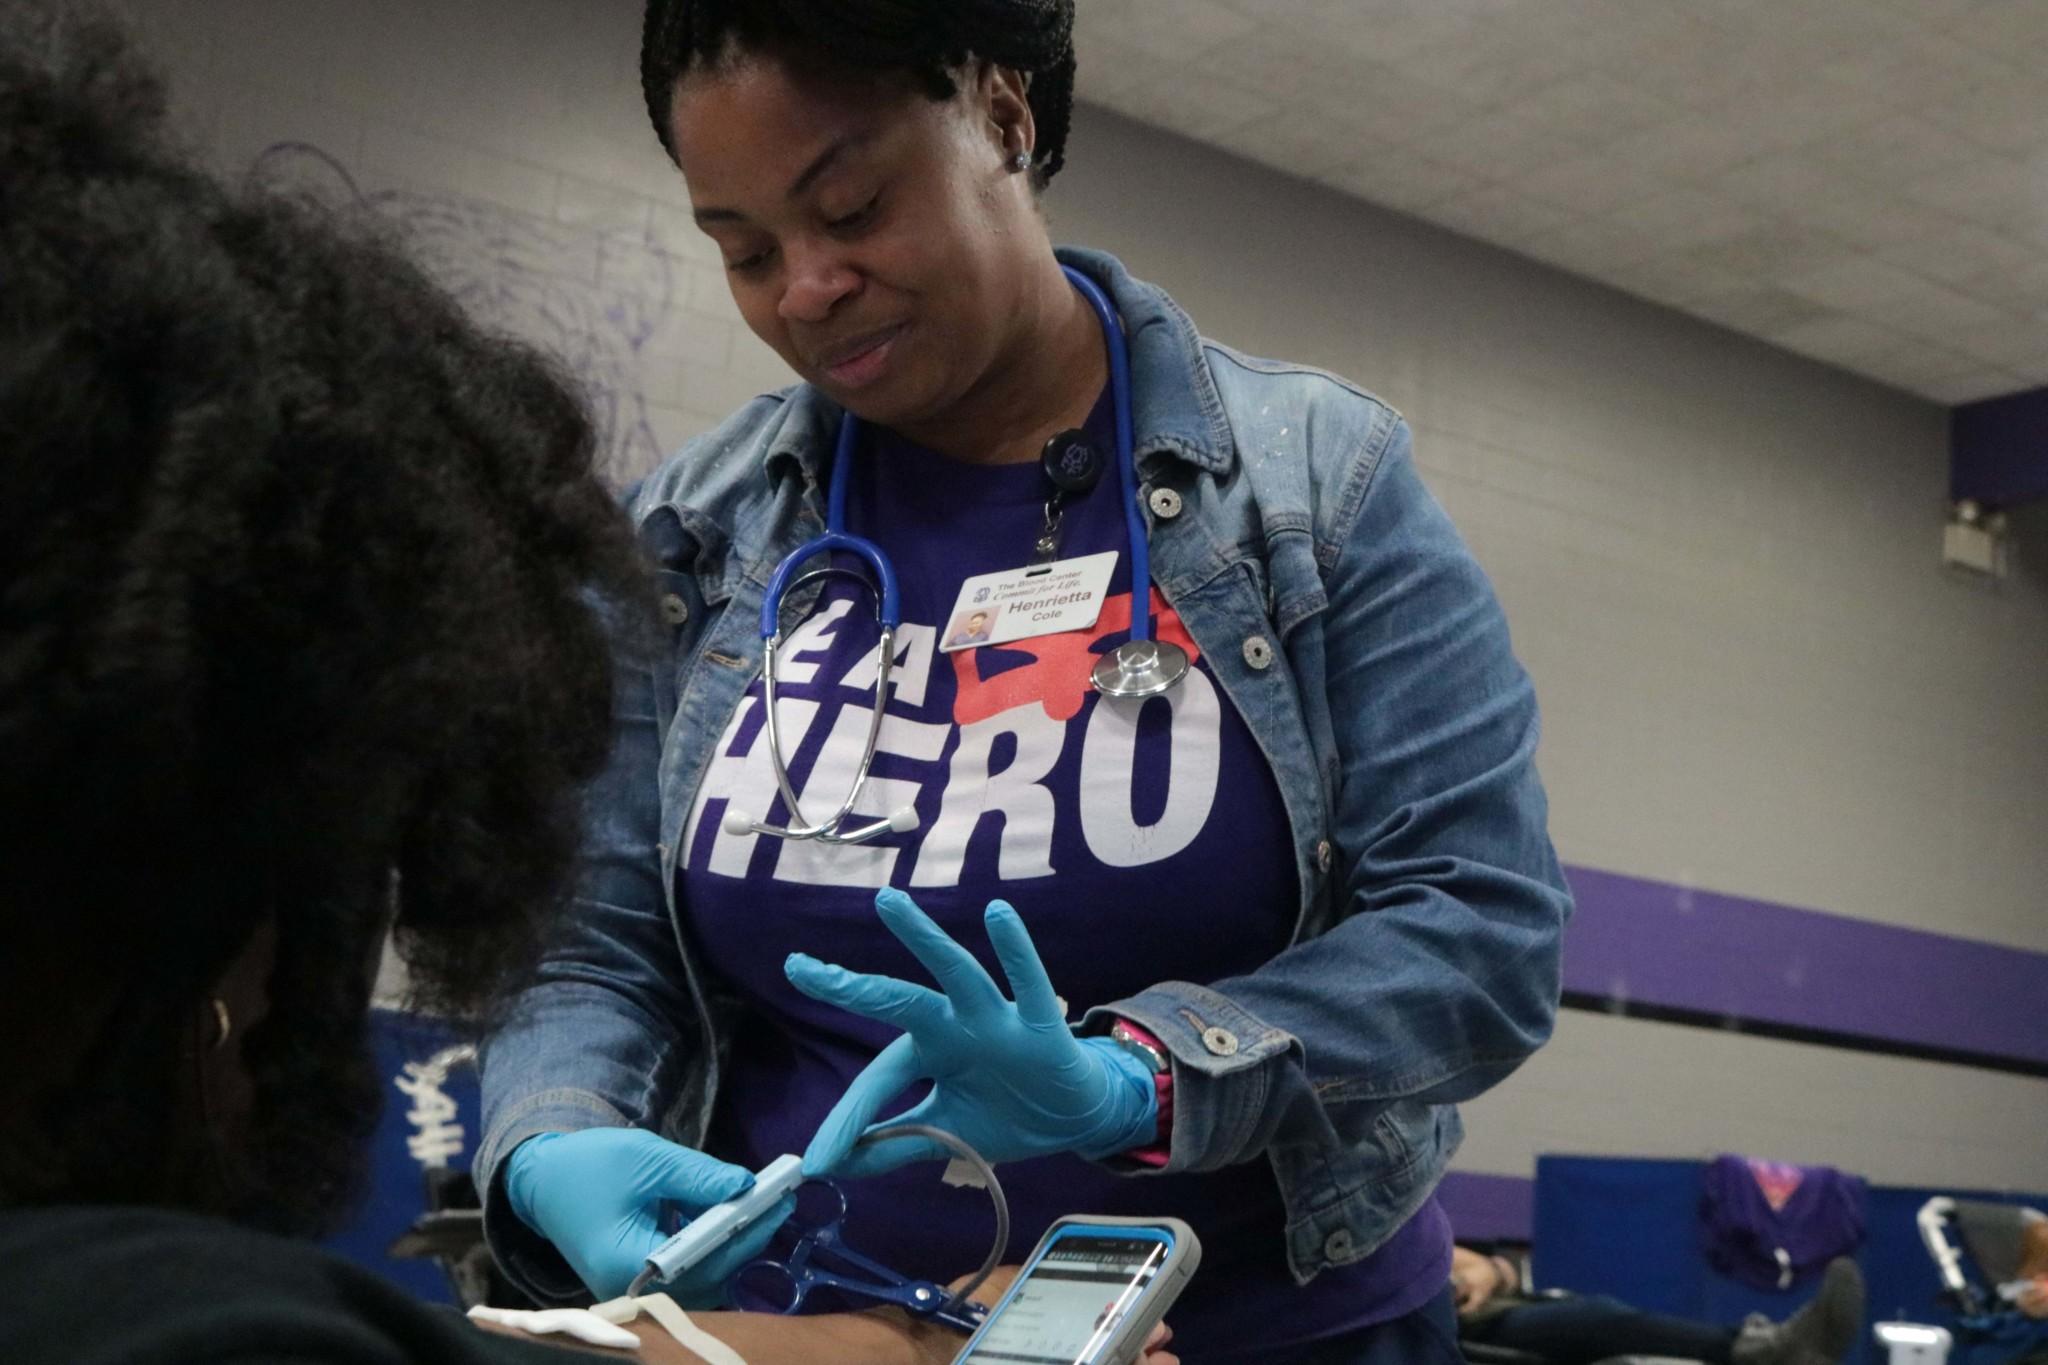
[786,888,1159,1179]
[502,1127,794,1305]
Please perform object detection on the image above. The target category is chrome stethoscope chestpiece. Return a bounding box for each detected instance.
[1091,638,1191,699]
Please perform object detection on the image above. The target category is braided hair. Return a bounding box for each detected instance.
[640,0,1076,187]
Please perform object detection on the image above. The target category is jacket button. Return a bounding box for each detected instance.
[659,593,689,626]
[1242,635,1274,670]
[1315,840,1333,873]
[1147,487,1183,520]
[1324,1228,1354,1259]
[1201,1026,1239,1057]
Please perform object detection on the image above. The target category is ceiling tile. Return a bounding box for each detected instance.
[1075,2,2048,399]
[1400,24,1590,107]
[1501,74,1688,151]
[1913,369,2032,406]
[1857,0,1991,24]
[1854,340,1990,391]
[1964,262,2048,315]
[1601,120,1773,184]
[1081,0,1258,65]
[1673,221,1849,280]
[1207,110,1383,178]
[1426,184,1575,250]
[1706,0,1921,56]
[1073,31,1185,106]
[1178,20,1367,96]
[1515,217,1663,277]
[1949,317,2048,373]
[1782,255,1951,312]
[1579,12,1792,111]
[1607,189,1768,257]
[1924,74,2048,159]
[1118,75,1286,143]
[1816,31,2000,109]
[1875,222,2041,289]
[1317,150,1479,214]
[1766,313,1915,367]
[1903,154,2048,239]
[1682,286,1836,337]
[1793,112,2002,188]
[1231,0,1478,64]
[1861,281,2011,337]
[1512,149,1678,215]
[1406,108,1596,181]
[1706,155,1944,250]
[1941,1,2048,62]
[1214,0,1326,16]
[1599,255,1749,311]
[1297,68,1490,147]
[1775,184,1956,253]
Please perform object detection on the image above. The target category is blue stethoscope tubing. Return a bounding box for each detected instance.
[729,265,1179,847]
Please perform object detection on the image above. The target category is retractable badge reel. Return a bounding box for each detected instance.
[1033,427,1100,564]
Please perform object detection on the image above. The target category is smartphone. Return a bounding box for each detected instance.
[951,1215,1201,1365]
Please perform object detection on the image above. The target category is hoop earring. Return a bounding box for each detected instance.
[209,997,233,1051]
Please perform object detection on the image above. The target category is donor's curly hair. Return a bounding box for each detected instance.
[0,5,650,1233]
[640,0,1076,186]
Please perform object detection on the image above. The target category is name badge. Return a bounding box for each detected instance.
[938,551,1118,653]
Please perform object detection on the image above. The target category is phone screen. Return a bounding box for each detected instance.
[958,1230,1173,1365]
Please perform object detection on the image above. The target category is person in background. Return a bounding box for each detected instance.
[1452,1245,1865,1365]
[0,8,1176,1363]
[2018,1212,2048,1319]
[478,2,1572,1363]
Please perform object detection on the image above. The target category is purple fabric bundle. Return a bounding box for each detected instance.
[1701,1155,1867,1291]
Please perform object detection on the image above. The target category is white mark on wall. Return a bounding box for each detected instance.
[392,1043,476,1170]
[248,142,674,487]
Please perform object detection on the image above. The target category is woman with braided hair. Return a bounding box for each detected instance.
[478,3,1570,1362]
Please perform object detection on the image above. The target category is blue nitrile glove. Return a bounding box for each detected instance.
[502,1127,795,1305]
[786,888,1159,1179]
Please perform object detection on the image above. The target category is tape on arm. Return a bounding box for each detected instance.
[591,1294,751,1365]
[466,1305,640,1351]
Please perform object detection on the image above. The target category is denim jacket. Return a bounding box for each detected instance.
[477,247,1572,1302]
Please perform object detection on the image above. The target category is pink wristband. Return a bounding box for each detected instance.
[1113,1019,1174,1168]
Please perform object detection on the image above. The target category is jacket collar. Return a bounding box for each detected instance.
[761,246,1236,490]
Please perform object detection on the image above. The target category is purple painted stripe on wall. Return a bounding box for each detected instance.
[1952,384,2048,508]
[1560,865,2048,1067]
[1438,1171,1535,1242]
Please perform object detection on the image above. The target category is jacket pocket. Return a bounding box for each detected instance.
[1265,526,1327,640]
[1370,1098,1429,1178]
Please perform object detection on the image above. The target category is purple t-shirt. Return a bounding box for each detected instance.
[1701,1155,1866,1290]
[678,397,1449,1359]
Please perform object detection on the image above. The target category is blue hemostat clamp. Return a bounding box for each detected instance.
[630,1154,806,1297]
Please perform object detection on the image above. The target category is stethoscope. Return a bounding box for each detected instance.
[722,265,1188,848]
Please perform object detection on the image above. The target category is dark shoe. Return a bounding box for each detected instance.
[1730,1258,1867,1365]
